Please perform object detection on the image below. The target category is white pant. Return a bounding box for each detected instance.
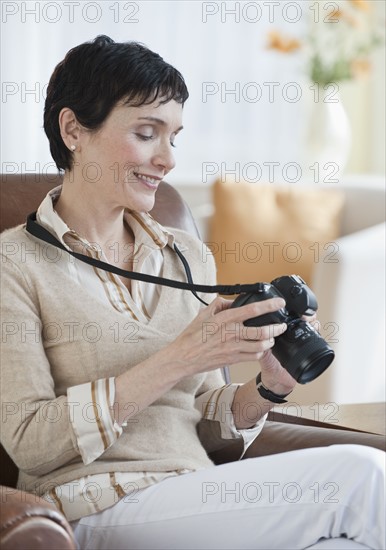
[73,445,385,550]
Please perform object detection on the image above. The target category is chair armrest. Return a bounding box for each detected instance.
[0,486,76,550]
[310,222,386,404]
[338,185,385,237]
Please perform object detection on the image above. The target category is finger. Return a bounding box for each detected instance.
[219,297,286,324]
[242,323,287,341]
[309,318,322,333]
[224,337,276,359]
[218,322,286,344]
[210,296,234,314]
[302,313,317,323]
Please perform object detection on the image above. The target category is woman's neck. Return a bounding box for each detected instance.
[55,174,133,250]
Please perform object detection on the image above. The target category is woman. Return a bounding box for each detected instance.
[1,35,384,550]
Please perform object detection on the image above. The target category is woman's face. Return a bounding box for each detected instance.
[76,99,183,212]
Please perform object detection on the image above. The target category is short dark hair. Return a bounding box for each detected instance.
[44,35,189,171]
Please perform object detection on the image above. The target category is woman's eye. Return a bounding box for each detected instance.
[135,130,177,147]
[136,133,153,141]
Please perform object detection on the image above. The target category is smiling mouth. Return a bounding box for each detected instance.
[133,172,162,187]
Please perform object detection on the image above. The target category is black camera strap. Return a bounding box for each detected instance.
[25,212,264,305]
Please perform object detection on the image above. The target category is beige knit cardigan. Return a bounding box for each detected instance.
[0,225,232,497]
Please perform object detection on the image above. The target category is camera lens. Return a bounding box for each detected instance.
[231,285,334,384]
[273,320,334,384]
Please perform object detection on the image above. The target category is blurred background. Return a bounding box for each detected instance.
[1,0,385,405]
[1,0,385,180]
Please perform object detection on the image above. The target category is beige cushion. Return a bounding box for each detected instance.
[209,179,345,286]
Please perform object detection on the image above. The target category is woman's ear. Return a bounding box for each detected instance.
[59,108,82,153]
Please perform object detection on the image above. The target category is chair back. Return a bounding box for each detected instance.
[0,174,200,235]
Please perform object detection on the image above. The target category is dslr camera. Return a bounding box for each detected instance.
[231,275,334,384]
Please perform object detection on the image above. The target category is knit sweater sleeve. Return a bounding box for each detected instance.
[0,255,120,476]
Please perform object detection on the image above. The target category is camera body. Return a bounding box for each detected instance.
[231,275,334,384]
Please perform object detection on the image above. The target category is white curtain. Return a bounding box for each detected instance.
[2,1,383,184]
[1,0,309,184]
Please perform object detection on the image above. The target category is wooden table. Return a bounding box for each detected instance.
[272,402,386,436]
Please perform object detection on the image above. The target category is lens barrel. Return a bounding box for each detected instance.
[272,320,334,384]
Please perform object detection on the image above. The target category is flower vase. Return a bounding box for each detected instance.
[302,88,351,179]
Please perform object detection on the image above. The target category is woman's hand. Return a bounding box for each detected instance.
[115,298,318,425]
[258,311,320,396]
[114,295,288,426]
[258,350,296,396]
[167,296,288,378]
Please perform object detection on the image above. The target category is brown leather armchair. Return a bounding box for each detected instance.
[1,173,384,549]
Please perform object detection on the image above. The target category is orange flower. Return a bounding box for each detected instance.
[267,31,301,53]
[351,58,371,76]
[349,0,371,10]
[328,7,360,26]
[329,9,343,20]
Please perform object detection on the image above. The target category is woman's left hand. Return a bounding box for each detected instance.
[258,312,319,396]
[258,349,297,396]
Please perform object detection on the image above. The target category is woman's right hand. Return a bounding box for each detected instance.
[114,295,287,425]
[166,296,288,378]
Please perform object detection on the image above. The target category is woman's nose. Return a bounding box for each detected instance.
[152,141,176,173]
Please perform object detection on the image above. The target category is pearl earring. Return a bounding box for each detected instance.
[70,145,76,151]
